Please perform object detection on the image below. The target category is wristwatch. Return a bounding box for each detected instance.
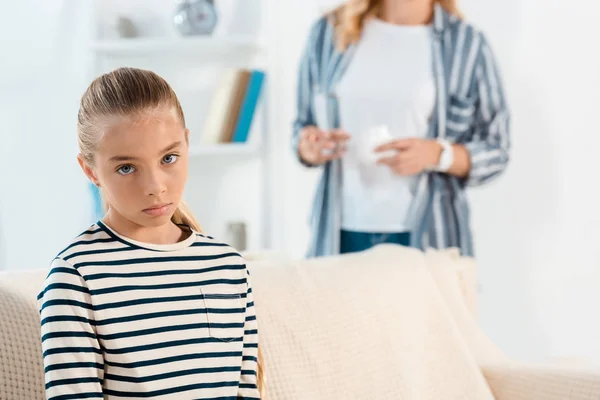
[433,138,454,172]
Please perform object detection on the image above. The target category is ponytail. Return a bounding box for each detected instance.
[257,347,266,398]
[171,201,203,233]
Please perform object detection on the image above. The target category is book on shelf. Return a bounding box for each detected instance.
[200,68,265,145]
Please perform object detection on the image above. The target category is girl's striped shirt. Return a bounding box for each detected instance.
[38,221,260,400]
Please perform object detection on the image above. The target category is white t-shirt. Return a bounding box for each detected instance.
[337,18,436,233]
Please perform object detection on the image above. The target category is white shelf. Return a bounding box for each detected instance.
[90,36,264,57]
[188,143,259,156]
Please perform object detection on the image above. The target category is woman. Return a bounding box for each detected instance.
[293,0,509,257]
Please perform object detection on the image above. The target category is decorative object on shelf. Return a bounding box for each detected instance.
[225,221,247,251]
[173,0,218,36]
[116,16,138,38]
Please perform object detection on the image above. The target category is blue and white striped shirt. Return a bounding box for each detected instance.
[38,222,259,400]
[292,4,510,257]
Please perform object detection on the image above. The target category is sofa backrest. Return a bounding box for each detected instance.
[248,245,494,399]
[0,269,46,400]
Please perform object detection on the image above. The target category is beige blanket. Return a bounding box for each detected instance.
[248,244,503,400]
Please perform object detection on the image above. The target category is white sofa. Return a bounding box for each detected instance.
[1,245,599,399]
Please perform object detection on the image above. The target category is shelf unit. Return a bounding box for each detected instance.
[89,36,265,155]
[90,36,264,57]
[89,4,272,251]
[88,36,266,160]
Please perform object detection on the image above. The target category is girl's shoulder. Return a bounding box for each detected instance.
[52,223,109,262]
[192,232,247,263]
[39,224,103,302]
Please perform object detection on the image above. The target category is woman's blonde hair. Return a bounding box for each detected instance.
[77,67,202,231]
[77,66,267,395]
[331,0,463,50]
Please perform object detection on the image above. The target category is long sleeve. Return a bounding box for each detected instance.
[38,258,104,400]
[291,20,322,168]
[237,269,260,399]
[463,35,511,187]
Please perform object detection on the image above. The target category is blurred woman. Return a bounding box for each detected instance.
[293,0,510,257]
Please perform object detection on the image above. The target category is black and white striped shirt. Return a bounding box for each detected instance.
[38,221,259,400]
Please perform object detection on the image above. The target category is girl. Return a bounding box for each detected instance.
[293,0,510,257]
[38,67,263,399]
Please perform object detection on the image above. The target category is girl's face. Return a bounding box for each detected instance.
[81,108,189,229]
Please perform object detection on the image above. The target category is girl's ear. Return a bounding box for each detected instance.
[77,154,100,187]
[184,128,190,145]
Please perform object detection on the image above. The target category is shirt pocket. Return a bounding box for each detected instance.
[200,288,246,342]
[446,95,477,141]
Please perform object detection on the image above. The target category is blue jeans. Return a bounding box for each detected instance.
[340,229,411,254]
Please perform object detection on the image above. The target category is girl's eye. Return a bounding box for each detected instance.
[163,154,178,164]
[117,165,136,175]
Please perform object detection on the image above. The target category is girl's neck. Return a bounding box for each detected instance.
[379,0,434,26]
[102,210,188,245]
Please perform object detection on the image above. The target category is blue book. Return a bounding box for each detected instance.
[89,182,103,221]
[232,70,265,143]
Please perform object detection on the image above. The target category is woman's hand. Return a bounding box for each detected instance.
[374,138,442,176]
[298,126,350,166]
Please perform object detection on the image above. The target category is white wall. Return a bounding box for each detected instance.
[265,0,326,258]
[0,0,93,271]
[463,0,600,363]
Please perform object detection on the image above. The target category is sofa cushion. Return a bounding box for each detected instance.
[248,244,495,399]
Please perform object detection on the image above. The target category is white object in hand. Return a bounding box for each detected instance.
[356,125,396,166]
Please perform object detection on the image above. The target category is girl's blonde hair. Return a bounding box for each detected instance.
[331,0,463,50]
[77,67,202,232]
[77,66,267,396]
